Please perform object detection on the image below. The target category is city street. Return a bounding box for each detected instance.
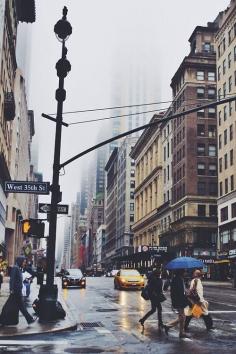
[1,277,236,353]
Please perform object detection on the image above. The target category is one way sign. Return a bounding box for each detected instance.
[38,203,69,215]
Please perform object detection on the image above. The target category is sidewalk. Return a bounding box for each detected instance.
[0,277,77,338]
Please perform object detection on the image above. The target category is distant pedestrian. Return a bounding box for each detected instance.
[185,269,214,331]
[164,269,190,338]
[8,257,35,324]
[139,268,166,332]
[0,271,3,291]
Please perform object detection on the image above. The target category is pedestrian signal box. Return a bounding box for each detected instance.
[22,219,45,238]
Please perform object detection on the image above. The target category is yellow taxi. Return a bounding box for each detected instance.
[114,269,145,290]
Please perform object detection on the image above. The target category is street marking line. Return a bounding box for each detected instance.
[95,328,112,334]
[0,340,67,345]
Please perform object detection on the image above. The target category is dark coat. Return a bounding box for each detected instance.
[170,274,189,309]
[148,274,163,302]
[9,257,25,295]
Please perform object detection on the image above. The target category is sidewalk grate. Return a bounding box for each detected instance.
[79,322,104,329]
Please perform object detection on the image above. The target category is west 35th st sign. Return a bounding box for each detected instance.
[4,181,50,195]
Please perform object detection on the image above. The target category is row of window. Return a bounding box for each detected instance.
[219,150,234,172]
[173,127,185,148]
[217,23,236,58]
[197,87,216,99]
[219,125,234,148]
[197,162,217,176]
[173,145,185,165]
[197,143,217,156]
[219,175,235,197]
[197,107,216,118]
[218,101,235,125]
[220,202,236,222]
[196,70,216,81]
[198,204,217,217]
[173,164,185,183]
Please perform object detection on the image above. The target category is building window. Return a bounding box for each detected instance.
[208,125,216,138]
[197,71,204,80]
[218,88,222,99]
[198,205,206,217]
[225,178,228,194]
[223,59,226,74]
[228,52,232,68]
[130,214,134,222]
[229,101,233,116]
[209,144,216,157]
[234,45,236,61]
[164,146,166,161]
[197,163,205,175]
[209,182,217,196]
[197,143,205,156]
[231,175,234,191]
[225,153,228,169]
[224,106,227,120]
[219,157,222,173]
[130,180,135,188]
[223,82,226,98]
[204,43,211,52]
[209,163,217,176]
[229,76,232,92]
[219,111,222,126]
[197,124,205,136]
[221,230,230,244]
[218,66,221,81]
[235,70,236,86]
[198,182,206,195]
[229,30,232,44]
[197,87,205,98]
[223,37,226,51]
[230,124,233,140]
[221,206,228,222]
[208,72,215,81]
[220,182,223,196]
[208,107,216,118]
[209,205,217,217]
[131,159,135,166]
[130,192,134,199]
[130,169,135,177]
[232,202,236,218]
[230,149,234,166]
[219,135,222,150]
[130,203,134,211]
[224,129,227,145]
[208,88,216,99]
[197,109,205,118]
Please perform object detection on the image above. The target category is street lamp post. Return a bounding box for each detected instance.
[39,7,72,322]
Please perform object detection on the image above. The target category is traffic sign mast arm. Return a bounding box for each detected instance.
[60,95,236,169]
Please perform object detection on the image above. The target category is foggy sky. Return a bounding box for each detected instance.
[27,0,229,258]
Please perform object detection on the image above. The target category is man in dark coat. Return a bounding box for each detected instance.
[9,256,35,324]
[139,268,165,331]
[164,269,190,338]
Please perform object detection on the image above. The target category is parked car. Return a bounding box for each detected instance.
[62,269,86,289]
[114,269,145,290]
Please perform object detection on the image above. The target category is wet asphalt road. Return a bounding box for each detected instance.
[1,277,236,353]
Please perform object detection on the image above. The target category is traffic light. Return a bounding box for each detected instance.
[22,219,45,238]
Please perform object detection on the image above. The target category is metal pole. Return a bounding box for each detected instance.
[46,39,65,287]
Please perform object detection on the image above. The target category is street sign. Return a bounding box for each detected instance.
[4,181,50,195]
[38,203,69,215]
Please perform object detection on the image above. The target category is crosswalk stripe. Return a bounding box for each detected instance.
[0,340,67,345]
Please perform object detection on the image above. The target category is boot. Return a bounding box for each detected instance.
[202,314,214,330]
[184,315,192,331]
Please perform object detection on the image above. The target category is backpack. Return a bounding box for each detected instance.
[141,285,150,300]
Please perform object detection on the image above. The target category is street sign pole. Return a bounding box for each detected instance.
[39,7,72,322]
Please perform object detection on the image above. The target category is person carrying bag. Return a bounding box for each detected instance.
[139,268,166,332]
[185,269,214,331]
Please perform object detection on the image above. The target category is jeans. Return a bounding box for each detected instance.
[141,298,163,326]
[13,293,33,323]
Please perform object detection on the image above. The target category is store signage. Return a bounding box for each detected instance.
[228,249,236,259]
[149,246,168,252]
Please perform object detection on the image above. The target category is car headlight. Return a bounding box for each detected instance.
[120,278,126,283]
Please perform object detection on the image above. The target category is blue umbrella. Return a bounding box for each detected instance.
[165,257,204,270]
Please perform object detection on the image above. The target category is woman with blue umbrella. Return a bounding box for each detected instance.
[163,257,204,338]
